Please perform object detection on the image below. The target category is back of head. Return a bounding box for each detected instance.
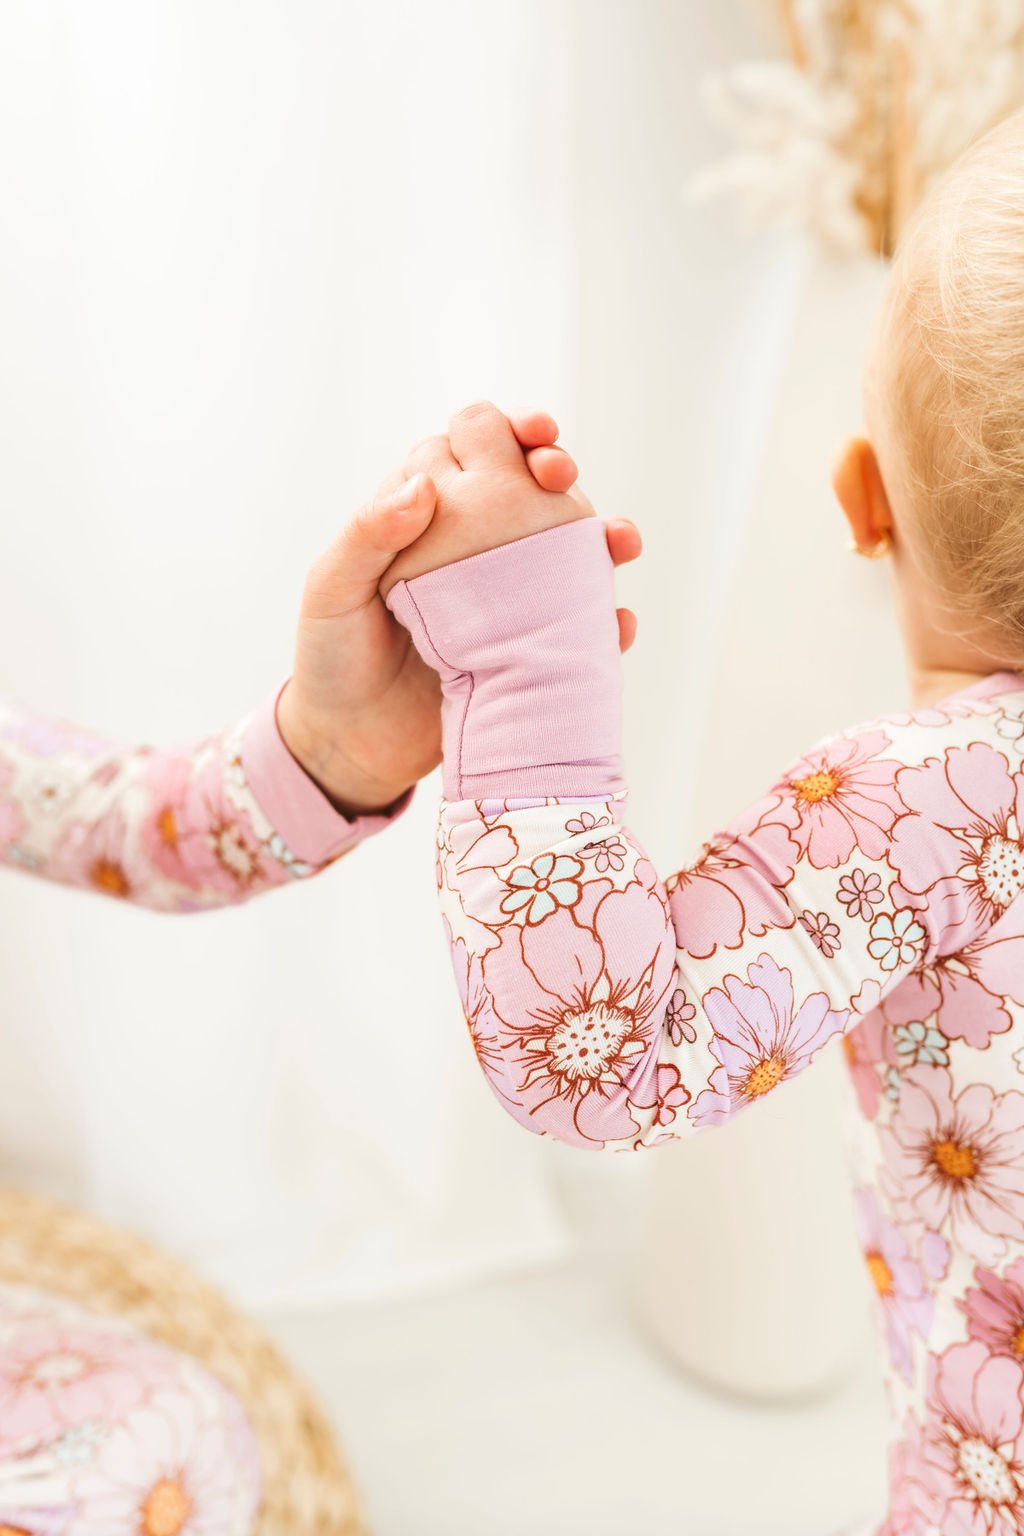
[870,106,1024,665]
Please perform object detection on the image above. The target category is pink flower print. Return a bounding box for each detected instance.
[881,933,1022,1053]
[451,812,519,878]
[565,809,628,872]
[630,1064,692,1147]
[49,805,150,902]
[0,1322,179,1455]
[868,909,927,972]
[851,977,882,1016]
[842,1009,898,1119]
[499,852,583,925]
[690,954,849,1127]
[854,1188,933,1384]
[583,837,628,873]
[68,1384,260,1536]
[921,1340,1024,1533]
[837,867,884,920]
[665,988,697,1046]
[880,1410,938,1534]
[889,742,1024,949]
[440,806,524,918]
[880,1066,1024,1265]
[771,729,905,868]
[565,810,611,838]
[481,882,675,1146]
[960,1259,1024,1361]
[139,752,287,901]
[646,1064,691,1130]
[875,678,1006,729]
[666,804,798,960]
[138,756,199,889]
[923,1229,951,1281]
[798,909,841,958]
[996,710,1024,759]
[445,922,529,1126]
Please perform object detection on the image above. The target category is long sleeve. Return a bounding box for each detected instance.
[386,519,1024,1149]
[0,688,409,913]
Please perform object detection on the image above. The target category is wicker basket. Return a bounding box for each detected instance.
[0,1187,365,1536]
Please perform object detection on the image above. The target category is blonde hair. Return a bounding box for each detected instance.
[871,105,1024,663]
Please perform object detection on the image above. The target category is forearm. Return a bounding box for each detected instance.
[0,691,408,912]
[388,521,678,1146]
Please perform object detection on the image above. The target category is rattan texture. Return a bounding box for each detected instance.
[0,1187,365,1536]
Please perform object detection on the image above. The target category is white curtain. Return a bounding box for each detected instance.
[0,0,835,1326]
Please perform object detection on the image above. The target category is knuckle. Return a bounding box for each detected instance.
[452,399,497,424]
[349,498,376,531]
[405,433,449,472]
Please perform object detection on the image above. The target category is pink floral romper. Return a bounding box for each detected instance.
[386,517,1024,1535]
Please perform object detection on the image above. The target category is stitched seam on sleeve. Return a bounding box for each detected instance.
[400,583,473,802]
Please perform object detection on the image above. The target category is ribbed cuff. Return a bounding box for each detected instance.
[385,519,624,802]
[240,686,412,865]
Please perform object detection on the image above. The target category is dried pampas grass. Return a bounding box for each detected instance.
[694,1,1024,256]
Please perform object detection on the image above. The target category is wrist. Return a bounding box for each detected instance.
[384,519,624,802]
[276,682,413,819]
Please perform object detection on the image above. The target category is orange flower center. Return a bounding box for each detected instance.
[1013,1324,1024,1357]
[842,1035,857,1064]
[142,1478,191,1536]
[742,1054,785,1097]
[793,769,839,804]
[158,806,178,847]
[90,859,129,897]
[933,1138,976,1181]
[864,1251,893,1295]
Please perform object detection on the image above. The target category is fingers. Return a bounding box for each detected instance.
[507,406,578,493]
[303,473,437,619]
[605,518,642,568]
[525,445,578,494]
[617,607,638,653]
[448,399,525,472]
[404,433,460,485]
[507,407,559,449]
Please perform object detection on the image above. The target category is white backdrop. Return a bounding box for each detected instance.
[0,0,882,1339]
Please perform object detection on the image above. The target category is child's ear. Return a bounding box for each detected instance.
[830,436,894,552]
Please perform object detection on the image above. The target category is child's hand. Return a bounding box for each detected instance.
[277,408,641,819]
[378,401,605,602]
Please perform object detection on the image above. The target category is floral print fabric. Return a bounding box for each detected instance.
[435,660,1024,1529]
[0,701,336,911]
[0,1285,260,1535]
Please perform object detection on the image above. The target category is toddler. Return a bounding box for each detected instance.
[379,110,1024,1533]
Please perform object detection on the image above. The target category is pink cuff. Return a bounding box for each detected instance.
[240,688,411,865]
[385,519,624,802]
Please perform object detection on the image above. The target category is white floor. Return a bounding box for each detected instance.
[269,1261,890,1536]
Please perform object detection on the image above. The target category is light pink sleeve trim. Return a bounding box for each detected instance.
[240,686,411,865]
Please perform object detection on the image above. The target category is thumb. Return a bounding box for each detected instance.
[303,473,437,620]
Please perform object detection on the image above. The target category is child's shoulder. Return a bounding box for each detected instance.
[792,671,1024,777]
